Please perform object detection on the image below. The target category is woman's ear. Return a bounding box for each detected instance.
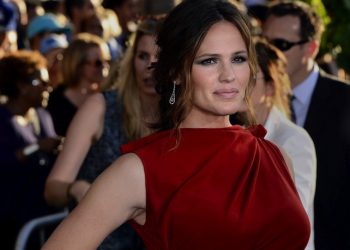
[174,76,182,85]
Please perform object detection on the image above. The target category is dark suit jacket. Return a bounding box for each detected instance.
[303,71,350,250]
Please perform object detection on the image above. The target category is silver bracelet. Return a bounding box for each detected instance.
[23,143,39,156]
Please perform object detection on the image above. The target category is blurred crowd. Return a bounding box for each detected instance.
[0,0,349,250]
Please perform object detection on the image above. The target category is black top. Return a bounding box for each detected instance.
[46,84,77,137]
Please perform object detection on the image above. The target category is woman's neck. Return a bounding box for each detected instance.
[180,108,232,129]
[77,80,100,95]
[254,103,271,125]
[64,82,99,107]
[140,93,159,123]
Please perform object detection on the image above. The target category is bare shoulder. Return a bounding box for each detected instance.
[70,93,107,141]
[72,93,106,123]
[103,153,145,192]
[95,153,146,209]
[80,92,106,114]
[108,153,144,178]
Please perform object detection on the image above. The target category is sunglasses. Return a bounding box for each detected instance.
[269,38,308,52]
[84,59,106,68]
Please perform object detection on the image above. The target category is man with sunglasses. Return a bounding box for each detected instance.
[262,1,350,250]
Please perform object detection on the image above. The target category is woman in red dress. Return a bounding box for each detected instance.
[42,1,310,249]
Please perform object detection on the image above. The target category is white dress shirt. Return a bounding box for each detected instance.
[292,65,319,127]
[265,106,317,250]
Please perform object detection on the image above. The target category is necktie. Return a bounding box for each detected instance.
[289,94,296,123]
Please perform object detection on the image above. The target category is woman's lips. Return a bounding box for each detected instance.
[144,77,155,87]
[214,88,239,98]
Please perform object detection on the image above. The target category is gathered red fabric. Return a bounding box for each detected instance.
[121,125,310,250]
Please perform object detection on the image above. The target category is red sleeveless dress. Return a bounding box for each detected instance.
[121,125,310,250]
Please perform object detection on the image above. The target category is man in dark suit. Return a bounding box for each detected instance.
[262,1,350,250]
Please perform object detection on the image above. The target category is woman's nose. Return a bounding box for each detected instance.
[219,63,235,83]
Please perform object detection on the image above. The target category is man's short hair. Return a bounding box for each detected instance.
[267,1,324,42]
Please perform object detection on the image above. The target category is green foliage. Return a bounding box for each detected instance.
[301,0,350,74]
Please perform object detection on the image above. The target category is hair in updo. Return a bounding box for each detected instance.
[153,0,257,131]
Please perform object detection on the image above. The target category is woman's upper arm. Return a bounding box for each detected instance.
[46,93,106,183]
[44,93,106,206]
[42,153,146,250]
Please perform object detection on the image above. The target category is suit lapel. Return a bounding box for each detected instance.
[303,72,332,138]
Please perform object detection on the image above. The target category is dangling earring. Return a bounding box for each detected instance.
[169,81,176,105]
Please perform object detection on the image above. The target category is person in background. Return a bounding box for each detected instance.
[244,0,268,24]
[64,0,95,35]
[39,33,68,89]
[102,0,141,52]
[42,0,71,33]
[0,0,18,58]
[0,50,61,250]
[80,9,121,61]
[316,53,343,79]
[46,32,110,136]
[44,17,162,249]
[26,13,70,51]
[42,0,65,17]
[237,37,316,250]
[42,1,310,249]
[24,0,45,22]
[9,0,28,50]
[262,2,350,249]
[142,0,175,15]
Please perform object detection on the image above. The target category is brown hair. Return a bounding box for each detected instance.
[267,1,324,42]
[153,0,257,131]
[61,33,110,87]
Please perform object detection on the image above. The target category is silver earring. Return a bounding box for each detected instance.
[169,81,176,105]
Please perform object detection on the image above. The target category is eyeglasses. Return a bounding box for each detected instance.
[84,59,106,68]
[31,78,49,88]
[269,38,309,52]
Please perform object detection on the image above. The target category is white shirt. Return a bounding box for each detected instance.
[292,65,319,127]
[265,107,317,250]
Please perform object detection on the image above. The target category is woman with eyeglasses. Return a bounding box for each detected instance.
[0,50,62,249]
[46,33,110,137]
[44,17,163,250]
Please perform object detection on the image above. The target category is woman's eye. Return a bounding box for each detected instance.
[137,52,149,61]
[232,56,247,63]
[199,58,217,65]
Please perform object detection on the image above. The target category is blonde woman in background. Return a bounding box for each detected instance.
[44,17,162,250]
